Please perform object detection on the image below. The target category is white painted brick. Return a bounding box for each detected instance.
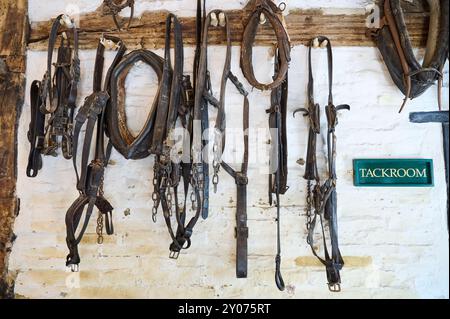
[9,0,449,299]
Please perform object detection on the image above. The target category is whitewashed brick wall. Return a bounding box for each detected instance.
[9,0,449,299]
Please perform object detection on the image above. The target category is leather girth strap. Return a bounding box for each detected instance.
[65,36,126,271]
[199,11,250,279]
[370,0,449,112]
[294,37,349,292]
[240,0,291,91]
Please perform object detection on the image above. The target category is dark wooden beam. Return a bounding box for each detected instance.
[0,0,28,299]
[27,3,429,50]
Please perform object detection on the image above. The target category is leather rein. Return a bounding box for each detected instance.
[65,36,126,271]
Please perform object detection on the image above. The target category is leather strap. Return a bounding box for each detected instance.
[39,14,80,160]
[240,0,291,91]
[26,81,46,177]
[201,11,250,279]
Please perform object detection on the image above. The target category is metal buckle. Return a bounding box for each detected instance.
[169,251,180,259]
[70,264,79,273]
[328,283,341,293]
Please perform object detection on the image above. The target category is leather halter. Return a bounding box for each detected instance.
[240,0,291,91]
[294,37,349,292]
[369,0,449,112]
[106,49,164,160]
[103,0,135,31]
[65,36,126,271]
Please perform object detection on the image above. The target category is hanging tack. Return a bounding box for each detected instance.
[259,13,267,25]
[210,12,219,27]
[312,37,320,49]
[320,39,328,49]
[218,12,226,27]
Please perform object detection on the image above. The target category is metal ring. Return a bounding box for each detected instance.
[278,2,287,12]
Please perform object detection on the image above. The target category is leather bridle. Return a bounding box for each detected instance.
[65,35,126,271]
[150,13,199,259]
[294,37,349,292]
[196,10,251,279]
[27,14,80,169]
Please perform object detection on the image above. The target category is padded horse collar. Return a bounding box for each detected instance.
[196,10,250,279]
[241,0,291,91]
[103,0,135,31]
[369,0,449,112]
[294,37,349,292]
[66,36,126,271]
[106,49,164,160]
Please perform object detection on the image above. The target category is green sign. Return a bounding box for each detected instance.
[353,159,434,187]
